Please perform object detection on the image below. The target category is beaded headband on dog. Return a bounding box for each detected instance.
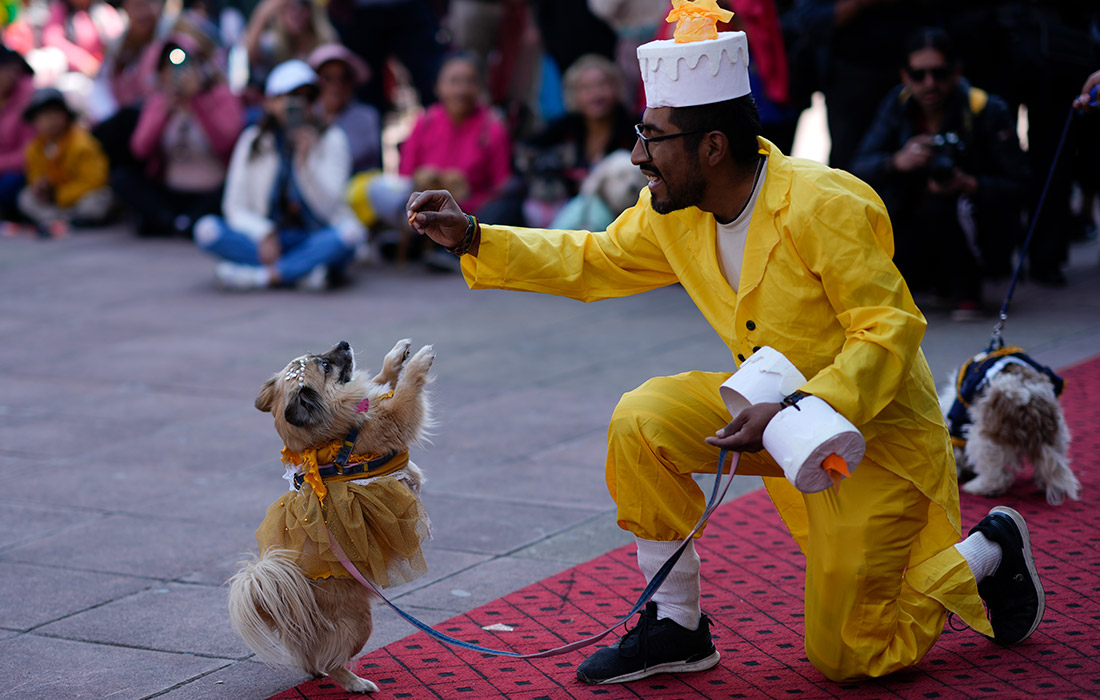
[285,358,307,388]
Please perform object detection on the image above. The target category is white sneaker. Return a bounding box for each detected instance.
[215,262,269,290]
[297,264,329,291]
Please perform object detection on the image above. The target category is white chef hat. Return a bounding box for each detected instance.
[636,1,750,109]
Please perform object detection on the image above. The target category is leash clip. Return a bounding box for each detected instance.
[987,311,1007,352]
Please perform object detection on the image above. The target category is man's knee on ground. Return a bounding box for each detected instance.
[805,643,868,683]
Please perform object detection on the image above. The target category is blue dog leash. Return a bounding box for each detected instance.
[326,449,741,658]
[987,90,1095,352]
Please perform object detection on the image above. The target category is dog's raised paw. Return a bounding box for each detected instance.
[374,339,414,386]
[407,345,436,373]
[386,338,413,367]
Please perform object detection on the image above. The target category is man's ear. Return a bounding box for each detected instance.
[701,130,728,168]
[255,375,278,413]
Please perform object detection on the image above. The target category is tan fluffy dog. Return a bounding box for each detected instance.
[229,338,435,693]
[943,360,1078,506]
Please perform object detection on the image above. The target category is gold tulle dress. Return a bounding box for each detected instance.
[255,444,431,587]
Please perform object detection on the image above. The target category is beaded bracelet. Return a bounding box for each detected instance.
[447,215,479,257]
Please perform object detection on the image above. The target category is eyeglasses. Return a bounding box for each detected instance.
[634,123,708,159]
[905,66,951,83]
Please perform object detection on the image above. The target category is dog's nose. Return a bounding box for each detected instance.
[336,341,350,351]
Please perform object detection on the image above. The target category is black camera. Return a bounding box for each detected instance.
[928,131,964,184]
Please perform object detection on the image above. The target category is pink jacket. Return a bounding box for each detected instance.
[42,0,124,75]
[0,76,37,174]
[130,83,245,175]
[103,38,162,111]
[399,104,512,213]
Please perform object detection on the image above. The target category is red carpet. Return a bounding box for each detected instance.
[271,355,1100,700]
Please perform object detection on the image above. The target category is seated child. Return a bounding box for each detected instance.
[17,88,112,236]
[193,59,364,290]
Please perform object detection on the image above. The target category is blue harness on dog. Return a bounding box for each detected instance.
[946,346,1065,445]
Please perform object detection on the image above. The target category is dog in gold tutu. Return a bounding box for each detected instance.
[228,338,435,693]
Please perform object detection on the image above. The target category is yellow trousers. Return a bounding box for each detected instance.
[606,371,992,681]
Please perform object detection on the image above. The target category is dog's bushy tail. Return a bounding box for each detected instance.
[227,548,335,672]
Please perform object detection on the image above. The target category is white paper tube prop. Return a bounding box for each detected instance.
[719,346,806,418]
[718,346,865,493]
[762,395,865,493]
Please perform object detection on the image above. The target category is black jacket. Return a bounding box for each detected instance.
[851,81,1029,220]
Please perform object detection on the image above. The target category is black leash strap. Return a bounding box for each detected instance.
[988,105,1078,352]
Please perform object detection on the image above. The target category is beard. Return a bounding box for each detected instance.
[646,159,707,215]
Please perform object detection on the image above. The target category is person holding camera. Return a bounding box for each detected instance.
[115,34,244,237]
[851,27,1028,321]
[193,59,365,290]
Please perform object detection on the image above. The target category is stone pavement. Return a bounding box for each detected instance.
[0,223,1097,700]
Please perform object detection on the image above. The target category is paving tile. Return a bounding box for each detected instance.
[394,556,571,613]
[421,494,603,556]
[150,659,308,700]
[36,582,248,658]
[0,454,34,481]
[0,633,226,700]
[117,463,293,529]
[0,500,103,552]
[431,386,615,461]
[12,453,259,512]
[429,433,613,510]
[511,513,634,565]
[0,562,149,631]
[0,512,256,580]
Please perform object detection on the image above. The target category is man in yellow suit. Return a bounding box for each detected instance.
[407,17,1044,687]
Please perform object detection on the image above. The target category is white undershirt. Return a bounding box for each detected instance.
[715,157,767,292]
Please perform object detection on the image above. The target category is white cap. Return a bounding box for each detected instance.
[637,31,750,108]
[265,59,317,97]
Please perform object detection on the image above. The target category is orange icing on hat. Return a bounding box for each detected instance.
[667,0,735,43]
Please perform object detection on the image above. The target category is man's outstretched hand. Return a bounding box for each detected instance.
[406,190,470,249]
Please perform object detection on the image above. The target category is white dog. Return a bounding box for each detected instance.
[942,350,1079,505]
[550,150,649,231]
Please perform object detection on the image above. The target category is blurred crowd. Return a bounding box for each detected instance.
[0,0,1098,301]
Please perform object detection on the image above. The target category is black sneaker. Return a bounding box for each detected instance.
[575,602,720,685]
[968,506,1045,644]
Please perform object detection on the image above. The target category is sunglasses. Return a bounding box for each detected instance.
[634,123,708,159]
[905,66,951,82]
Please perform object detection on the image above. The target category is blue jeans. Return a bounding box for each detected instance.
[0,172,26,219]
[195,216,356,283]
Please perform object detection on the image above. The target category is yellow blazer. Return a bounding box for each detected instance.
[24,126,109,209]
[462,137,960,541]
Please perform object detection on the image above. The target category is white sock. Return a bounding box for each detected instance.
[955,531,1003,582]
[636,538,701,630]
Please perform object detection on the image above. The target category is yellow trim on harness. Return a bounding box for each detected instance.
[280,443,408,500]
[279,390,397,503]
[953,345,1027,408]
[322,450,410,484]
